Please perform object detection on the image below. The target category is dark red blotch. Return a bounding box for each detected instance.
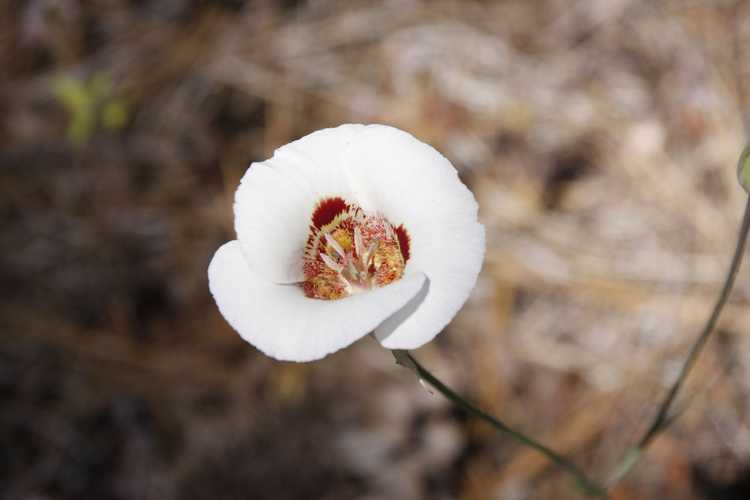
[311,197,348,229]
[395,224,410,262]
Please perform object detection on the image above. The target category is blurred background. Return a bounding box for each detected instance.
[3,0,750,498]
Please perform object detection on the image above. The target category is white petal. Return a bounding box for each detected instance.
[234,124,366,283]
[344,125,485,349]
[208,241,428,362]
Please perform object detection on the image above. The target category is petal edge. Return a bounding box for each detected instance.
[208,240,428,361]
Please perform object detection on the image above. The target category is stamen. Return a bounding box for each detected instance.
[354,227,365,260]
[324,233,347,260]
[365,239,379,265]
[320,253,343,273]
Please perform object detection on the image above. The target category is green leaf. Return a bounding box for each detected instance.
[737,143,750,193]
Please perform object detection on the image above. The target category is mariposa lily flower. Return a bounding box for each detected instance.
[208,124,484,361]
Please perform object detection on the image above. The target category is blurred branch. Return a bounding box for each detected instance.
[608,195,750,488]
[392,350,608,498]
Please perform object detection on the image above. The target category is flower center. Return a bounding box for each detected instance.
[301,197,411,300]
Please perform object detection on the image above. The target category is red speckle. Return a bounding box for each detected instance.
[311,197,348,229]
[395,224,410,262]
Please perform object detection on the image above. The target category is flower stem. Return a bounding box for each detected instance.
[392,349,607,497]
[607,197,750,488]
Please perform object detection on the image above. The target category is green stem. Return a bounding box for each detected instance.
[392,350,607,497]
[607,197,750,487]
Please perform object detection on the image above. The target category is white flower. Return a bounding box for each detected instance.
[208,124,485,362]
